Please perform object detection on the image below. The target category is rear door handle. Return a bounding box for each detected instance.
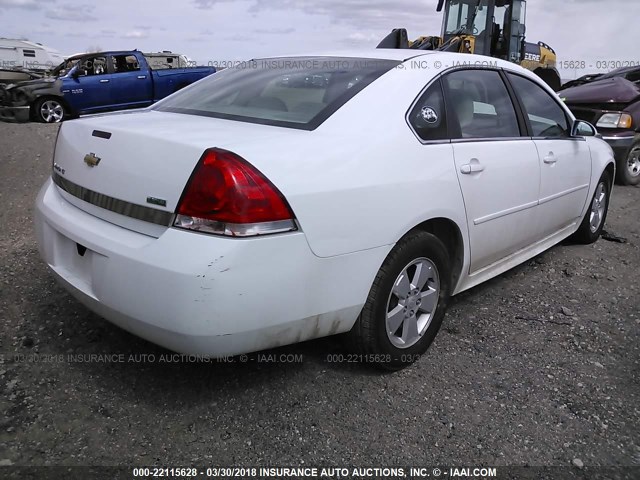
[460,159,485,174]
[99,79,110,83]
[543,152,557,164]
[137,75,147,79]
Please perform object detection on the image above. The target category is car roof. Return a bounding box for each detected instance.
[66,51,140,61]
[254,49,436,62]
[255,49,518,70]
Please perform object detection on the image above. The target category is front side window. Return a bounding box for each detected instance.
[506,73,570,138]
[154,57,400,130]
[443,69,520,139]
[53,58,79,76]
[77,56,108,76]
[408,79,448,141]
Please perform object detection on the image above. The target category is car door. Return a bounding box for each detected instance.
[443,68,541,273]
[108,54,153,107]
[506,72,592,237]
[64,55,112,112]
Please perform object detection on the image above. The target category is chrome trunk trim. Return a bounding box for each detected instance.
[52,172,173,226]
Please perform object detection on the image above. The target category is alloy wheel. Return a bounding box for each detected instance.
[385,257,440,349]
[40,100,64,123]
[589,181,607,233]
[627,146,640,179]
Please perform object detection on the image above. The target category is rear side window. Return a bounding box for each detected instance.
[442,69,520,139]
[408,79,448,141]
[154,57,400,130]
[112,55,140,73]
[506,73,570,138]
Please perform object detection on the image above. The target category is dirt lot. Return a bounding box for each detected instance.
[0,122,639,473]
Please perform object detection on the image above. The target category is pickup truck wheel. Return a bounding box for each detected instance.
[34,97,66,123]
[618,139,640,186]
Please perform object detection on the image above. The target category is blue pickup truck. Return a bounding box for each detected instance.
[0,50,215,123]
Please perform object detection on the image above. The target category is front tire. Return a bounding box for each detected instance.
[572,172,611,244]
[34,97,66,123]
[617,138,640,186]
[348,231,451,370]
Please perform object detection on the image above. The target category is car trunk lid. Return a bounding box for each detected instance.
[51,110,297,237]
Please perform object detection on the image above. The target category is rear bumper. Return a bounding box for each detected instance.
[34,178,386,356]
[0,105,30,123]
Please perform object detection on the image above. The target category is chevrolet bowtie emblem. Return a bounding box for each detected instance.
[84,153,101,167]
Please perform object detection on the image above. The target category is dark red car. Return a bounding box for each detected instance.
[560,66,640,185]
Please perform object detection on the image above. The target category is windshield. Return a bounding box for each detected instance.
[153,57,400,130]
[51,58,81,77]
[445,0,488,35]
[598,66,640,83]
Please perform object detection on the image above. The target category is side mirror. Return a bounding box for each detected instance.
[571,119,597,137]
[70,67,80,79]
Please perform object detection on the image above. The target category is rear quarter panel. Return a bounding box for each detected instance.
[225,61,469,260]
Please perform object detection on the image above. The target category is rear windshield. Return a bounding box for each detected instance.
[153,57,400,130]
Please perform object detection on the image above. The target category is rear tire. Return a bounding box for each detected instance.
[617,138,640,186]
[571,171,611,244]
[348,231,451,371]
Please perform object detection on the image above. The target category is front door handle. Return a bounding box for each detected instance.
[460,159,485,175]
[137,75,147,79]
[99,79,110,83]
[543,152,557,164]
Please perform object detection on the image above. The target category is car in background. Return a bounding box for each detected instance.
[561,73,606,90]
[0,50,215,123]
[561,65,640,90]
[560,65,640,185]
[34,51,615,370]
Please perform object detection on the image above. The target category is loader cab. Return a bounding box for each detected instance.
[441,0,526,62]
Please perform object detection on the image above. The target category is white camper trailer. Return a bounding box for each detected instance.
[0,38,65,72]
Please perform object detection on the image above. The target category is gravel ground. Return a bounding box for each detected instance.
[0,122,638,474]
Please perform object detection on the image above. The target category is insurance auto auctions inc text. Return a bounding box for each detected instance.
[251,467,497,478]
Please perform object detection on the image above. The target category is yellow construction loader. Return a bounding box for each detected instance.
[378,0,561,91]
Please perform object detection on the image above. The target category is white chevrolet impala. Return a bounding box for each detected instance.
[35,51,615,369]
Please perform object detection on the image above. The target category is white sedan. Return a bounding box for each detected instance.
[34,50,615,369]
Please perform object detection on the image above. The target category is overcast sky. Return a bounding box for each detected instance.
[1,0,636,78]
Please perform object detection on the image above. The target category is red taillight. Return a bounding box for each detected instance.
[174,148,297,237]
